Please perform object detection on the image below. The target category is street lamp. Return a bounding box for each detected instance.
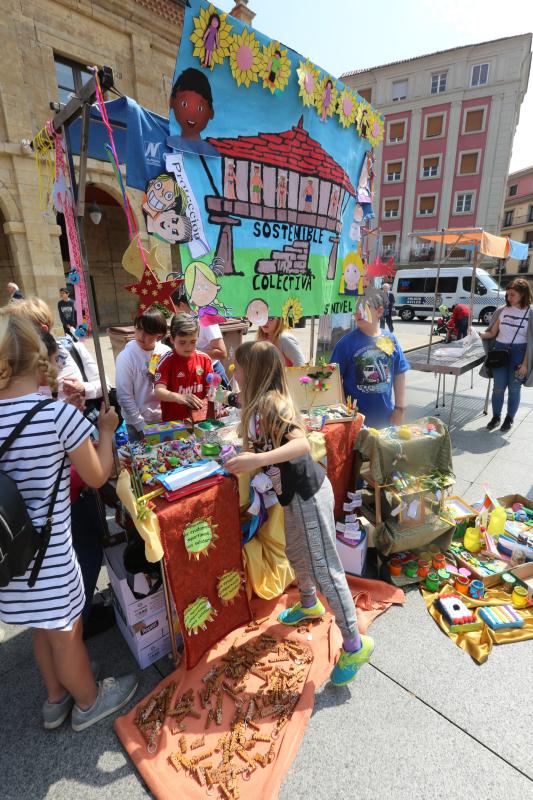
[88,201,102,225]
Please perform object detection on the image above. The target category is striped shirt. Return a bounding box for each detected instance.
[497,306,529,346]
[0,394,93,630]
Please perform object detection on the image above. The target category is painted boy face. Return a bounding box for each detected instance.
[171,90,213,140]
[147,211,192,244]
[145,177,176,216]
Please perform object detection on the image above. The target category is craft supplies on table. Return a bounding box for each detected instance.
[449,541,509,586]
[445,496,478,538]
[285,363,357,426]
[435,594,483,633]
[144,421,189,445]
[479,605,524,631]
[509,562,533,600]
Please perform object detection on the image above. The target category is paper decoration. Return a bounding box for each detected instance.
[297,59,320,106]
[376,336,396,356]
[122,235,170,282]
[314,75,338,122]
[183,517,218,560]
[229,28,261,87]
[260,41,291,93]
[339,252,365,296]
[190,3,233,70]
[183,596,217,635]
[337,88,359,128]
[124,266,182,316]
[246,298,269,326]
[281,296,303,326]
[217,570,244,605]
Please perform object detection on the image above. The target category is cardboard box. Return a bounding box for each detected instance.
[498,494,533,512]
[114,602,172,669]
[104,543,165,627]
[335,528,368,576]
[285,365,354,424]
[510,562,533,600]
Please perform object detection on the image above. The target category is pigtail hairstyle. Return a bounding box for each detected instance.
[236,340,305,450]
[0,310,56,392]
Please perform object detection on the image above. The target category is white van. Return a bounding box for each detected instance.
[392,266,506,326]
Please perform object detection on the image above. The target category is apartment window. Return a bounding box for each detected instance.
[430,72,447,94]
[508,184,518,197]
[422,156,439,178]
[388,120,406,143]
[384,199,400,218]
[528,205,533,223]
[518,259,529,274]
[464,108,485,133]
[358,87,372,103]
[471,63,489,87]
[382,235,397,255]
[54,55,92,105]
[385,161,403,182]
[425,114,444,138]
[455,193,473,213]
[392,79,408,102]
[524,231,533,247]
[418,195,436,216]
[504,210,514,227]
[458,151,479,175]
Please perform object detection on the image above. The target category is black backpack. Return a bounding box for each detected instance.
[0,400,66,588]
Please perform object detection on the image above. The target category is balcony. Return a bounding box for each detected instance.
[501,212,533,228]
[409,248,435,262]
[381,248,400,261]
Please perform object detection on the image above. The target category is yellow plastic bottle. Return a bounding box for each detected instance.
[463,526,481,553]
[487,506,506,538]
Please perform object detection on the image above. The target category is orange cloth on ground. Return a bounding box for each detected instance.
[422,584,533,664]
[324,418,363,519]
[114,577,405,800]
[156,476,252,669]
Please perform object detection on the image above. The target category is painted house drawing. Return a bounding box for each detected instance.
[206,117,356,278]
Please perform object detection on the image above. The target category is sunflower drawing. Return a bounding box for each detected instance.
[259,41,291,93]
[314,74,338,123]
[297,59,320,107]
[190,3,233,70]
[356,100,374,139]
[282,296,304,326]
[229,28,261,87]
[337,88,359,128]
[368,113,385,147]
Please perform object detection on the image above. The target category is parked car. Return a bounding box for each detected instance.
[392,266,506,326]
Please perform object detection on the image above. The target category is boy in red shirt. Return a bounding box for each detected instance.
[154,313,213,421]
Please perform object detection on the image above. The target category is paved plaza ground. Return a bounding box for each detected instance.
[1,319,532,800]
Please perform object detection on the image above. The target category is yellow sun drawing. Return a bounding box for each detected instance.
[229,28,261,88]
[297,59,320,107]
[259,41,291,93]
[190,3,233,70]
[337,88,359,128]
[282,296,304,326]
[314,75,338,123]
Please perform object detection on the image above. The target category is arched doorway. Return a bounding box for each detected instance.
[58,185,137,326]
[0,212,17,304]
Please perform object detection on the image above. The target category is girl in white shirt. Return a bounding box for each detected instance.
[480,279,533,432]
[115,308,170,442]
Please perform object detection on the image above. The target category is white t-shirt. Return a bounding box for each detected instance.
[197,323,222,366]
[115,339,171,431]
[497,306,529,345]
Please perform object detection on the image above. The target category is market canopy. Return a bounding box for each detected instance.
[413,228,526,260]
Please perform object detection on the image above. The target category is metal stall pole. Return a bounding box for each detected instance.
[427,230,445,362]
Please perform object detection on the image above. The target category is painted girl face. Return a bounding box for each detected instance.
[171,90,213,139]
[146,177,175,214]
[344,262,361,291]
[191,271,219,307]
[210,16,220,28]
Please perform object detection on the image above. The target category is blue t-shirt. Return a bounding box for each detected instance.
[331,329,409,428]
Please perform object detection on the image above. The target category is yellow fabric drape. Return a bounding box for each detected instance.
[422,584,533,664]
[116,468,164,562]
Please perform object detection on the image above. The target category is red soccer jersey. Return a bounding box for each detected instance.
[452,303,470,322]
[154,349,213,421]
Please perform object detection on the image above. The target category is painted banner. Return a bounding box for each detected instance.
[147,0,383,323]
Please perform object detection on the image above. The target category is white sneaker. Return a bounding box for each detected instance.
[71,675,138,732]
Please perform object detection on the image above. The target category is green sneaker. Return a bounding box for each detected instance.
[330,635,374,686]
[277,600,325,626]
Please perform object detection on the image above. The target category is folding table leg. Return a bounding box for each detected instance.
[448,374,459,427]
[436,373,441,408]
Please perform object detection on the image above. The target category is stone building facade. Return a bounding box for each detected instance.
[0,0,186,326]
[500,165,533,285]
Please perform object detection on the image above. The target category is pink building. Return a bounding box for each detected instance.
[342,35,532,265]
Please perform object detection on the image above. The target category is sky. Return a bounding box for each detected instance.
[217,0,533,172]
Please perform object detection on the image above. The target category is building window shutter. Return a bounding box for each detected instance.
[419,196,435,213]
[386,162,402,180]
[389,122,405,141]
[426,115,443,137]
[358,87,372,102]
[464,109,484,132]
[459,153,478,174]
[384,199,400,217]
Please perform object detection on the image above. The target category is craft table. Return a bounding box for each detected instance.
[406,342,486,426]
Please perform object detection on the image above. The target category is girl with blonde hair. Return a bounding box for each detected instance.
[0,311,137,731]
[226,340,373,686]
[256,317,306,367]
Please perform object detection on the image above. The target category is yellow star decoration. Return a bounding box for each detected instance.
[281,296,304,326]
[337,88,359,128]
[259,41,291,93]
[190,3,233,71]
[376,335,396,356]
[297,59,320,107]
[314,74,338,122]
[122,234,168,282]
[229,27,261,88]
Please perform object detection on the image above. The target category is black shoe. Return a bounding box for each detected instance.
[486,416,501,430]
[83,604,116,640]
[500,416,513,433]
